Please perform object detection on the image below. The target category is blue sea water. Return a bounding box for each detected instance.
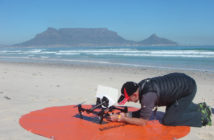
[0,46,214,72]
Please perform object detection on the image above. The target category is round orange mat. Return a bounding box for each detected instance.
[19,105,190,140]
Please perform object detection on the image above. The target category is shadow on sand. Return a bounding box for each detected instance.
[211,108,214,114]
[73,114,108,124]
[73,111,165,125]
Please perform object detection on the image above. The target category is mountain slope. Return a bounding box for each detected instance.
[138,34,177,46]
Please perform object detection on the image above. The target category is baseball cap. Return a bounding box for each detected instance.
[118,81,138,105]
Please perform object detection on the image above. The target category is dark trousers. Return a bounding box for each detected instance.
[162,86,202,127]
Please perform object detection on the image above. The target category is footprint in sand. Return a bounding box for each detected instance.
[4,96,11,100]
[0,92,11,100]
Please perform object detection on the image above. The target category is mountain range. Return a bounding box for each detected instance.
[14,27,178,47]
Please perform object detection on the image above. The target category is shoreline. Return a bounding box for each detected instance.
[0,61,213,140]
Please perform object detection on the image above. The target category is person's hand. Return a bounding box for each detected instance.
[117,113,126,122]
[107,113,127,122]
[107,114,119,122]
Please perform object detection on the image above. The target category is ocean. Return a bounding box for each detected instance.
[0,46,214,72]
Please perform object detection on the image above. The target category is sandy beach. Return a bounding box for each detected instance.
[0,61,213,140]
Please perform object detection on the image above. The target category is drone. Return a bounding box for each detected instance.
[78,97,128,124]
[77,85,128,124]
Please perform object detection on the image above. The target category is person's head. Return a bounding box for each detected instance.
[118,81,139,105]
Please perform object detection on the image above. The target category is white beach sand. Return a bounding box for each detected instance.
[0,62,213,140]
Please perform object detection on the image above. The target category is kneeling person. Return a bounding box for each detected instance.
[108,73,212,127]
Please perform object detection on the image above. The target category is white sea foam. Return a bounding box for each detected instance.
[50,49,214,58]
[1,48,214,58]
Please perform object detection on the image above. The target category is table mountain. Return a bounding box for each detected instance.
[15,28,134,47]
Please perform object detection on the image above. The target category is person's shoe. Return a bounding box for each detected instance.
[199,102,212,126]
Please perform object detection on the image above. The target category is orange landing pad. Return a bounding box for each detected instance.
[19,105,190,140]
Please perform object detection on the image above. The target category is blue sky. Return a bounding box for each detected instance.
[0,0,214,45]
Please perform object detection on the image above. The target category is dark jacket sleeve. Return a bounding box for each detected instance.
[130,92,157,119]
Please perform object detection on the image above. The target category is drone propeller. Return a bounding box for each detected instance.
[72,101,86,108]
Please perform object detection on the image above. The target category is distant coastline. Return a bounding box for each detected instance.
[1,27,214,47]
